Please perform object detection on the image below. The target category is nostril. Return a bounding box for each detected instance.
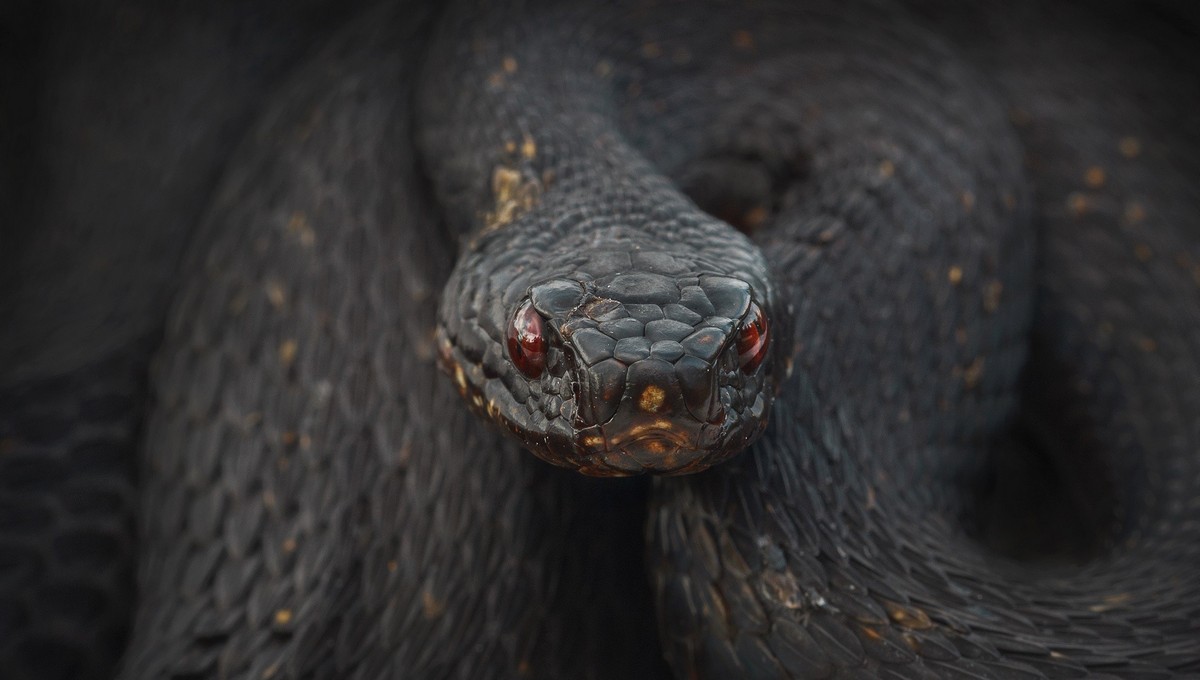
[577,357,625,426]
[676,354,722,424]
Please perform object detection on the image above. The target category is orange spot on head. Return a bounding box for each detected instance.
[639,385,666,413]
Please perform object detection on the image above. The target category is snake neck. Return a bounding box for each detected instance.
[418,0,791,474]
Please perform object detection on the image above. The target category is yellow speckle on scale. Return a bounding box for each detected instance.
[278,339,298,366]
[502,56,518,74]
[484,165,541,230]
[228,290,249,315]
[282,538,297,553]
[287,211,315,247]
[422,590,445,619]
[1124,202,1146,225]
[1118,136,1141,158]
[742,205,768,230]
[1067,192,1089,217]
[520,135,537,160]
[274,609,293,625]
[962,357,985,390]
[387,560,398,572]
[732,30,755,50]
[947,266,964,285]
[960,190,975,212]
[265,280,286,308]
[887,601,933,630]
[878,159,895,178]
[1084,166,1106,188]
[983,280,1004,313]
[1090,591,1134,612]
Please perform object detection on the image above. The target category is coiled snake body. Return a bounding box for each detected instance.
[1,0,1198,678]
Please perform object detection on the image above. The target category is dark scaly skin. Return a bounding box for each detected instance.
[423,0,1200,677]
[112,3,666,679]
[655,4,1200,677]
[0,2,364,677]
[4,1,668,679]
[3,0,1198,679]
[420,9,787,475]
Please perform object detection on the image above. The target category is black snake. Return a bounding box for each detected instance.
[1,0,1198,678]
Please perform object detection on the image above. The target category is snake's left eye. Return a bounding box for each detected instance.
[508,301,547,378]
[736,302,769,374]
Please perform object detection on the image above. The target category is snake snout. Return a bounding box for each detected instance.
[568,343,748,474]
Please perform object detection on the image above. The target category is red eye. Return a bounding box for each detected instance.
[508,301,547,378]
[736,302,769,374]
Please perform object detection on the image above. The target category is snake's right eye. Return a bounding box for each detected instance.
[736,302,769,374]
[508,301,547,378]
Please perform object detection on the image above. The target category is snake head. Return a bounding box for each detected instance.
[437,239,784,476]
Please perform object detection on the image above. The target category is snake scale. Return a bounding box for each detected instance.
[1,0,1198,678]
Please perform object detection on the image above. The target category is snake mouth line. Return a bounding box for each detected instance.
[575,422,728,474]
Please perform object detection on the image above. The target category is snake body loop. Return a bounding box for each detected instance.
[1,0,1198,678]
[421,0,1200,676]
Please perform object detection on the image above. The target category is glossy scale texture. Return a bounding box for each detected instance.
[2,0,1198,678]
